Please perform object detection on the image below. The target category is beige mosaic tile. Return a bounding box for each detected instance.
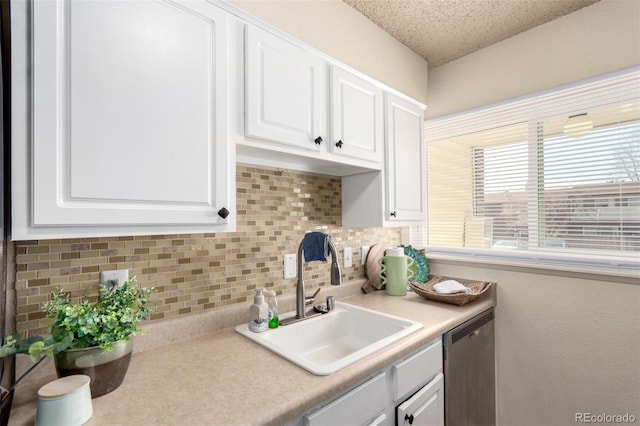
[14,166,403,337]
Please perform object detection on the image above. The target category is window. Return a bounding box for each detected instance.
[414,67,640,273]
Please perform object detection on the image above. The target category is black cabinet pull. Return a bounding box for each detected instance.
[217,207,230,219]
[390,211,397,217]
[314,136,323,145]
[405,414,414,424]
[335,140,343,148]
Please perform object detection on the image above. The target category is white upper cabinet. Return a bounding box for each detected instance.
[342,94,425,227]
[329,67,383,163]
[12,0,235,240]
[385,93,426,222]
[240,23,387,176]
[245,25,326,152]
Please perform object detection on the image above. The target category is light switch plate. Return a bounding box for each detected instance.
[284,254,297,279]
[344,247,353,268]
[99,269,129,290]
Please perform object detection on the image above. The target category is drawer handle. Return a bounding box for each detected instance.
[405,414,414,425]
[314,136,323,145]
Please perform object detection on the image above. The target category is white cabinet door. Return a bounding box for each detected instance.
[342,93,425,228]
[385,93,426,222]
[292,339,443,426]
[245,25,326,152]
[330,66,383,164]
[12,0,234,239]
[304,373,387,426]
[397,373,444,426]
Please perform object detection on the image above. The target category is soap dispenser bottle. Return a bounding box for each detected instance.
[264,290,279,329]
[249,288,268,333]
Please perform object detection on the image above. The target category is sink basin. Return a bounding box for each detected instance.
[235,301,423,375]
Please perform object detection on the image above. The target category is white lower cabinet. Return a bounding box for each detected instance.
[397,374,444,426]
[392,339,442,403]
[303,373,387,426]
[393,339,444,426]
[288,338,443,426]
[370,414,389,426]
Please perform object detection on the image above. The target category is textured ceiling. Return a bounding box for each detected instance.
[343,0,601,67]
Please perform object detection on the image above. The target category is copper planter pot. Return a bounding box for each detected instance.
[54,340,132,398]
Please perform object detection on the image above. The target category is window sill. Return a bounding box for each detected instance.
[422,248,639,283]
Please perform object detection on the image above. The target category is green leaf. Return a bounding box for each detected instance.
[5,276,155,360]
[28,341,45,361]
[0,345,16,357]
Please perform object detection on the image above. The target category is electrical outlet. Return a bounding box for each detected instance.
[361,245,370,264]
[344,247,353,268]
[283,254,297,279]
[99,269,129,291]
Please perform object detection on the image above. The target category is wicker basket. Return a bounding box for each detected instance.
[410,275,494,306]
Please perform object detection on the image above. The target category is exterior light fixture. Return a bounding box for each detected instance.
[563,113,593,138]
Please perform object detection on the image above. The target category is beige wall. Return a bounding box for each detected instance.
[424,0,640,423]
[426,0,640,119]
[431,260,640,425]
[229,0,429,105]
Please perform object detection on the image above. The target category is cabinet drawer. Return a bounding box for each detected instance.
[304,372,386,426]
[397,373,444,426]
[393,338,442,402]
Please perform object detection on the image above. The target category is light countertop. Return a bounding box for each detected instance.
[8,280,496,426]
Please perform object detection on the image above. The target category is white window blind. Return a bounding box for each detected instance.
[413,67,640,274]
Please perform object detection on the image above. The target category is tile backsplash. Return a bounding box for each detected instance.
[15,165,402,337]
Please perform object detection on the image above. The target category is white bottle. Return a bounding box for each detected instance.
[249,288,268,333]
[264,289,279,329]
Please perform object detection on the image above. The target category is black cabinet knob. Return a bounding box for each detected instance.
[217,207,230,219]
[335,140,343,148]
[314,136,323,145]
[405,414,414,424]
[390,211,397,217]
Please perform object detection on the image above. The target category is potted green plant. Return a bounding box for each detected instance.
[0,276,155,398]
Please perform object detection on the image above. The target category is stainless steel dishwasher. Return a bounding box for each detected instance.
[443,307,495,426]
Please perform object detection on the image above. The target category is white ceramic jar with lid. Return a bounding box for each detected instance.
[36,374,92,426]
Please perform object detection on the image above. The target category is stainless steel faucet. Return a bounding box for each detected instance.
[294,236,341,320]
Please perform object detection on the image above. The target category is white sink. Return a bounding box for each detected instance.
[235,301,423,375]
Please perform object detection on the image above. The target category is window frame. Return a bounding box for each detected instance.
[415,66,640,277]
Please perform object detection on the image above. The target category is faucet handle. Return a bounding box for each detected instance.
[326,296,335,311]
[305,288,321,305]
